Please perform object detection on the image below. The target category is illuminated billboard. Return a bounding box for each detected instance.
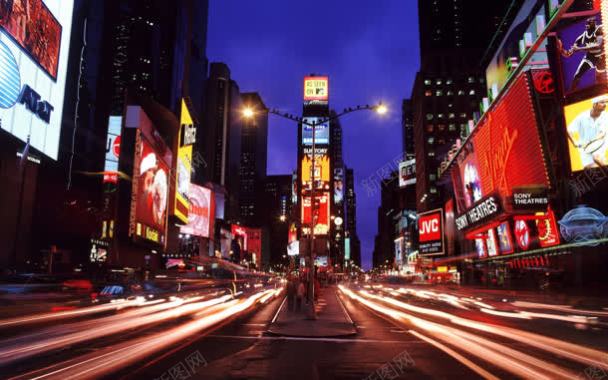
[103,116,122,184]
[301,154,331,188]
[334,168,344,204]
[398,159,416,187]
[172,100,195,223]
[0,0,74,160]
[302,117,330,145]
[556,9,605,94]
[301,192,330,235]
[231,225,262,266]
[418,209,444,256]
[453,73,550,215]
[180,184,214,238]
[130,130,172,245]
[564,95,608,171]
[303,76,329,102]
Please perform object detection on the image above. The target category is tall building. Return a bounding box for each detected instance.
[344,167,361,267]
[263,175,292,267]
[26,0,210,268]
[412,0,520,212]
[198,63,243,221]
[239,92,269,226]
[402,99,415,160]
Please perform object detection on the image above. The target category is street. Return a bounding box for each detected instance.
[1,282,606,379]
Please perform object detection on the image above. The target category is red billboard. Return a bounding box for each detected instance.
[301,192,330,235]
[454,73,550,214]
[0,0,62,79]
[180,184,214,238]
[418,209,444,256]
[130,130,171,245]
[231,225,262,267]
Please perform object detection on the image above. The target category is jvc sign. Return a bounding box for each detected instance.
[418,209,444,256]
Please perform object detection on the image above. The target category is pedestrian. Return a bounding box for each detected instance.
[287,275,296,312]
[296,280,306,312]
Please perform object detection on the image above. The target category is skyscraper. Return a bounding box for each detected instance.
[412,0,519,211]
[345,167,361,267]
[198,62,243,221]
[239,92,269,226]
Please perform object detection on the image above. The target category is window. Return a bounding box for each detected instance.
[448,124,457,131]
[430,187,438,194]
[458,90,465,96]
[425,90,432,97]
[427,137,435,144]
[436,90,443,96]
[448,113,455,119]
[469,89,476,96]
[428,151,435,157]
[436,79,442,85]
[426,113,434,121]
[447,90,454,96]
[460,112,467,118]
[437,113,444,119]
[424,79,432,86]
[446,79,453,85]
[437,124,446,132]
[467,77,475,83]
[426,124,434,132]
[429,174,437,181]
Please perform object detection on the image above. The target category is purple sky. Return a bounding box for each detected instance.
[207,1,420,270]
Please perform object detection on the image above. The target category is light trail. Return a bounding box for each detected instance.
[11,288,281,380]
[340,285,604,379]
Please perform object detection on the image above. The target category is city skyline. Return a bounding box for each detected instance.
[207,0,420,269]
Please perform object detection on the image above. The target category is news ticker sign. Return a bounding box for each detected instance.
[455,195,501,232]
[418,209,445,256]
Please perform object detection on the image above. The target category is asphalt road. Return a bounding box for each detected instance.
[1,283,607,380]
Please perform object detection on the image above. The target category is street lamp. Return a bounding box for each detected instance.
[242,101,387,318]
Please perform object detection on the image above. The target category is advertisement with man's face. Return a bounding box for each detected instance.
[180,184,214,238]
[0,0,74,160]
[557,13,605,94]
[565,95,608,171]
[132,133,171,245]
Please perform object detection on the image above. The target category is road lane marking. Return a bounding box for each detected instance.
[271,296,287,324]
[206,334,420,344]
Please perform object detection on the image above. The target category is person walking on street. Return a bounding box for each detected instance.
[296,280,306,312]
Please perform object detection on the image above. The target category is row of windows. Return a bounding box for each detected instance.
[426,112,468,121]
[425,89,476,97]
[424,77,484,86]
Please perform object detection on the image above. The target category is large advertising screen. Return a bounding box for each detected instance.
[172,100,195,223]
[103,116,122,184]
[131,130,172,245]
[302,117,330,145]
[301,154,330,188]
[453,73,550,214]
[0,0,74,159]
[180,184,214,238]
[301,192,330,235]
[418,209,445,256]
[564,95,608,171]
[303,76,329,102]
[231,225,262,266]
[556,9,605,94]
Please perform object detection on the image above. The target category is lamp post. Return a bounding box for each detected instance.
[243,102,387,318]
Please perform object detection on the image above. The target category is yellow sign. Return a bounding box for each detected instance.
[173,100,194,223]
[301,155,330,184]
[303,76,329,101]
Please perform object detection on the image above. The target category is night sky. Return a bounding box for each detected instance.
[207,1,420,270]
